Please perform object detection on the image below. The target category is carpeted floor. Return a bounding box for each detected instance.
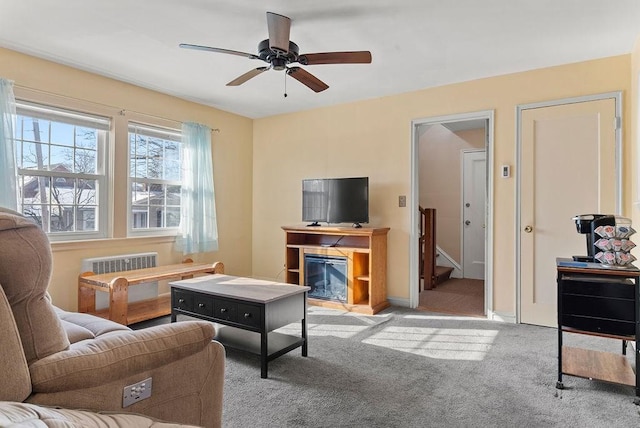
[139,306,640,427]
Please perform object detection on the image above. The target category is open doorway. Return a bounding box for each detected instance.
[410,111,494,318]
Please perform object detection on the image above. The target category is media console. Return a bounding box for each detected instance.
[282,226,390,314]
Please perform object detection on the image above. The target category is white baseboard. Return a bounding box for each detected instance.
[387,297,410,308]
[487,310,516,323]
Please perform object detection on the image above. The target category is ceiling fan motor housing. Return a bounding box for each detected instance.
[258,39,299,70]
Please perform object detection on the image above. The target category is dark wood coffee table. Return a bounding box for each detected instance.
[169,274,310,378]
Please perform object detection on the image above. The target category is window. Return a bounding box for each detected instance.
[128,123,182,234]
[14,102,109,239]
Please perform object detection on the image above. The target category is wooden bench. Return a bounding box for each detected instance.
[78,259,224,325]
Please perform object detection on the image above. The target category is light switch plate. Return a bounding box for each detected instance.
[399,195,406,207]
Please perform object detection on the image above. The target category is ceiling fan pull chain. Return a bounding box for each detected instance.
[284,70,288,98]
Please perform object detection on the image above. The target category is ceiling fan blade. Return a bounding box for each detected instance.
[299,51,372,65]
[266,12,291,54]
[287,67,329,93]
[226,67,269,86]
[179,43,260,60]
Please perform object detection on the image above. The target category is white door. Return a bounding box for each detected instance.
[520,98,617,327]
[462,150,486,280]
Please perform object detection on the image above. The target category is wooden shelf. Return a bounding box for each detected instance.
[561,326,634,341]
[283,226,390,314]
[91,293,172,325]
[286,244,370,253]
[562,346,635,386]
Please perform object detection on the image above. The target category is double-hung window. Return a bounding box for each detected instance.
[14,102,109,240]
[128,123,182,234]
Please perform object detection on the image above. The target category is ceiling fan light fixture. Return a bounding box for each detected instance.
[272,58,287,71]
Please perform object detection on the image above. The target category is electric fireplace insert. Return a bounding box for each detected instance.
[304,254,347,302]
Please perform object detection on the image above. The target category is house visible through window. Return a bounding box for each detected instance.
[14,102,109,238]
[128,123,182,232]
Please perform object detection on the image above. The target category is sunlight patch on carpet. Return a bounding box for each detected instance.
[362,326,498,360]
[276,323,368,338]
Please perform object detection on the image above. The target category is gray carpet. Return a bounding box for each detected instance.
[140,307,640,427]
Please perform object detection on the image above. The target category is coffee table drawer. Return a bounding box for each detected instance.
[214,299,237,322]
[174,290,194,312]
[193,295,214,317]
[237,303,261,328]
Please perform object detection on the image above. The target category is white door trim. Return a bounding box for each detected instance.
[410,110,495,316]
[461,148,486,280]
[514,91,622,324]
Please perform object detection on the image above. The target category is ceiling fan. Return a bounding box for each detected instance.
[179,11,372,93]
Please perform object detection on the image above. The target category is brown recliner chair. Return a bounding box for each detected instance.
[0,209,225,428]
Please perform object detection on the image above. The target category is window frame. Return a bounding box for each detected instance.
[14,100,110,241]
[127,121,183,237]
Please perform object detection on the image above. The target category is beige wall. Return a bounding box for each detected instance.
[253,55,632,317]
[1,46,636,319]
[418,126,485,262]
[0,47,254,311]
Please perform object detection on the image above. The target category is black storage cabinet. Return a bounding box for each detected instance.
[556,258,640,403]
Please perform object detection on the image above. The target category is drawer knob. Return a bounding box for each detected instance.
[220,308,227,313]
[244,313,251,318]
[198,303,205,308]
[178,298,185,304]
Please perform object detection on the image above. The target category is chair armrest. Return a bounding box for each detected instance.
[29,321,215,393]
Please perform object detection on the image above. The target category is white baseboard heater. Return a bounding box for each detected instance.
[81,252,158,310]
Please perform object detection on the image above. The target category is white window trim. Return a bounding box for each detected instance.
[15,100,110,241]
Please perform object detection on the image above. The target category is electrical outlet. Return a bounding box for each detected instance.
[123,377,152,407]
[399,195,406,207]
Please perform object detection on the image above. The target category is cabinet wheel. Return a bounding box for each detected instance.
[555,381,564,390]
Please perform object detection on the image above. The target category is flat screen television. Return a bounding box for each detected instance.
[302,177,369,227]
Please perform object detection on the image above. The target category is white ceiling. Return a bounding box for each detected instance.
[1,1,639,119]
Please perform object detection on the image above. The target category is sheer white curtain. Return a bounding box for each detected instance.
[0,78,17,210]
[176,122,219,254]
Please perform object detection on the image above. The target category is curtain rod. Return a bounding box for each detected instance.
[119,109,220,133]
[13,83,220,133]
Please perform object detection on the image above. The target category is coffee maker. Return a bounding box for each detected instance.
[572,214,616,262]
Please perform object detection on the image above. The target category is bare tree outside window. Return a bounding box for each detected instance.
[14,107,107,237]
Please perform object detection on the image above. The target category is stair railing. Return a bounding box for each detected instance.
[419,206,437,290]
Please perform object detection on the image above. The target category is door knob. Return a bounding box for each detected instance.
[465,220,471,226]
[524,225,533,233]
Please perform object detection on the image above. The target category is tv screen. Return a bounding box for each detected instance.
[302,177,369,227]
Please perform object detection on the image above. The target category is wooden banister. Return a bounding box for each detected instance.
[419,206,437,290]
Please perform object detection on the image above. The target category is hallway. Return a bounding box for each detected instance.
[418,278,484,317]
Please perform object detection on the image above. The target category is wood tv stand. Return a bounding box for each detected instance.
[282,226,390,314]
